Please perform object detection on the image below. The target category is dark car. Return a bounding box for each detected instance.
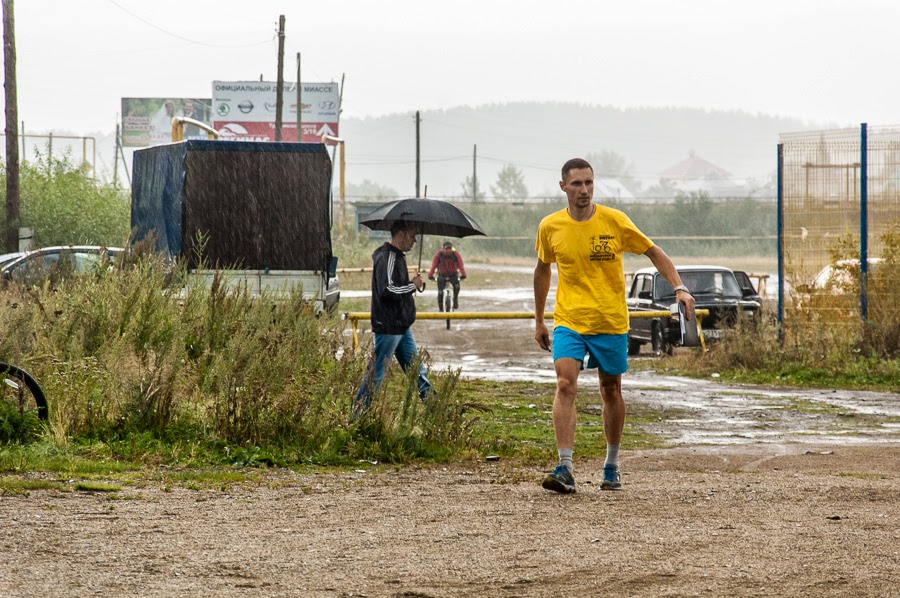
[626,265,762,356]
[0,245,125,286]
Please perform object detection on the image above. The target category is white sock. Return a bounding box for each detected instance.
[604,444,620,468]
[558,448,573,471]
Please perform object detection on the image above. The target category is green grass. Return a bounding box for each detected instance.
[0,478,68,495]
[0,377,676,479]
[74,481,122,493]
[459,379,672,463]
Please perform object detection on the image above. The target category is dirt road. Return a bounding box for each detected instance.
[2,443,900,597]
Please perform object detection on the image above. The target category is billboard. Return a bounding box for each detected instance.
[121,98,212,147]
[212,81,340,142]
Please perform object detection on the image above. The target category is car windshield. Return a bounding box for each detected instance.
[655,270,743,300]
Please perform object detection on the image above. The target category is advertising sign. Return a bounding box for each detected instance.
[212,81,340,142]
[121,98,212,147]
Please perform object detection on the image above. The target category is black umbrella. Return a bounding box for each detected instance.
[360,198,486,270]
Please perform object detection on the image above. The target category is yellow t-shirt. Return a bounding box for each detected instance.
[536,205,654,335]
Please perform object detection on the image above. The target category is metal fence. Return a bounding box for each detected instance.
[778,124,900,326]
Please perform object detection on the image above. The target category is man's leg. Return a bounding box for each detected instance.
[542,357,581,493]
[452,278,460,309]
[599,372,625,490]
[353,333,402,416]
[394,328,431,400]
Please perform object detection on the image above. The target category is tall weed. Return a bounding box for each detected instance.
[0,251,472,464]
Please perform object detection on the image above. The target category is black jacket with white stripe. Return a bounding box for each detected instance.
[370,242,417,334]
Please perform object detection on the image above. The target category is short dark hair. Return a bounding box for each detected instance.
[390,220,415,237]
[561,158,593,180]
[442,241,453,249]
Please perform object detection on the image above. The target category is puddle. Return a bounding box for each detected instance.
[345,263,900,446]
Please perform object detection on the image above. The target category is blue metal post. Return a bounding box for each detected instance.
[860,123,868,321]
[777,143,784,343]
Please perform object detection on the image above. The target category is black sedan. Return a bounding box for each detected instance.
[626,265,761,356]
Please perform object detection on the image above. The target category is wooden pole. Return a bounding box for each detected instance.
[274,15,285,141]
[415,110,420,197]
[113,122,119,188]
[118,134,131,187]
[295,52,301,142]
[473,144,477,202]
[3,0,19,252]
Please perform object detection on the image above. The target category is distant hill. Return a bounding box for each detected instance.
[339,102,826,201]
[36,102,826,201]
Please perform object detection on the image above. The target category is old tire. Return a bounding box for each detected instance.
[627,336,642,356]
[652,324,673,357]
[0,362,48,421]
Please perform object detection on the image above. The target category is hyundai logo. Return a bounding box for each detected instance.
[319,100,336,110]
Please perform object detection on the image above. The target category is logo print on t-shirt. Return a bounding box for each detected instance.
[589,235,615,262]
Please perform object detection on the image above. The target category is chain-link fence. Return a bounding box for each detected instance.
[778,124,900,331]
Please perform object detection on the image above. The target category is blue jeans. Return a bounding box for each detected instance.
[354,328,431,415]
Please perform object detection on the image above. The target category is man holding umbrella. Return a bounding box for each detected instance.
[354,220,431,417]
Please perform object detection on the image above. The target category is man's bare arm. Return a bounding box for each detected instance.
[533,259,552,350]
[645,245,695,317]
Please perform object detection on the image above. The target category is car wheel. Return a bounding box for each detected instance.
[652,323,673,357]
[627,335,641,356]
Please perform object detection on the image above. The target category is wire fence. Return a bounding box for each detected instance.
[778,124,900,326]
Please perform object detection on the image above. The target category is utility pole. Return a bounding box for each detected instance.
[3,0,19,252]
[472,144,477,202]
[274,14,285,141]
[415,111,421,197]
[117,128,131,187]
[295,52,301,142]
[113,123,119,188]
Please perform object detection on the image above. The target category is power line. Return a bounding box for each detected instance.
[108,0,273,48]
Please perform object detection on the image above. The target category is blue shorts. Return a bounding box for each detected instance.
[551,326,628,375]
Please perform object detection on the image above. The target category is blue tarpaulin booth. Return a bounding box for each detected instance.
[131,140,333,271]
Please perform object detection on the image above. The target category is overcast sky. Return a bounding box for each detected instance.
[10,0,900,135]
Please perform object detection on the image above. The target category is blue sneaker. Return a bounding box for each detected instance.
[542,464,576,494]
[601,464,622,491]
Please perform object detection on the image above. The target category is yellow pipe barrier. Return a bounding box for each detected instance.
[342,309,709,352]
[171,117,220,142]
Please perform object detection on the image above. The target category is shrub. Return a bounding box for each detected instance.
[0,251,473,464]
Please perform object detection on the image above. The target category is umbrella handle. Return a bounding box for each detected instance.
[417,233,424,273]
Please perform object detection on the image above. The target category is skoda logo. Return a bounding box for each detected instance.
[216,103,230,116]
[319,100,336,110]
[238,100,254,114]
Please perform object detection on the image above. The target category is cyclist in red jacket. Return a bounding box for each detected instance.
[428,241,467,311]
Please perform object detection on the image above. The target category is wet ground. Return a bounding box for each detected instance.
[344,263,900,446]
[4,265,900,597]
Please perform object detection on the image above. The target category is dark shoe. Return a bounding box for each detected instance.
[542,464,576,494]
[600,464,622,491]
[453,301,459,309]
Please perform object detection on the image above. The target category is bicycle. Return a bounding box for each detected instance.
[442,281,455,329]
[0,362,48,422]
[435,273,462,330]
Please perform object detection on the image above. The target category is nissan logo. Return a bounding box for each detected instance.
[319,101,336,110]
[238,100,254,114]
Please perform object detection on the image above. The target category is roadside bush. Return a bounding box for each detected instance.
[0,154,131,247]
[0,251,472,465]
[671,226,900,388]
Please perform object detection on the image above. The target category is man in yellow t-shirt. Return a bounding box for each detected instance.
[534,158,695,494]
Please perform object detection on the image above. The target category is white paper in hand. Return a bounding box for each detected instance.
[670,302,701,347]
